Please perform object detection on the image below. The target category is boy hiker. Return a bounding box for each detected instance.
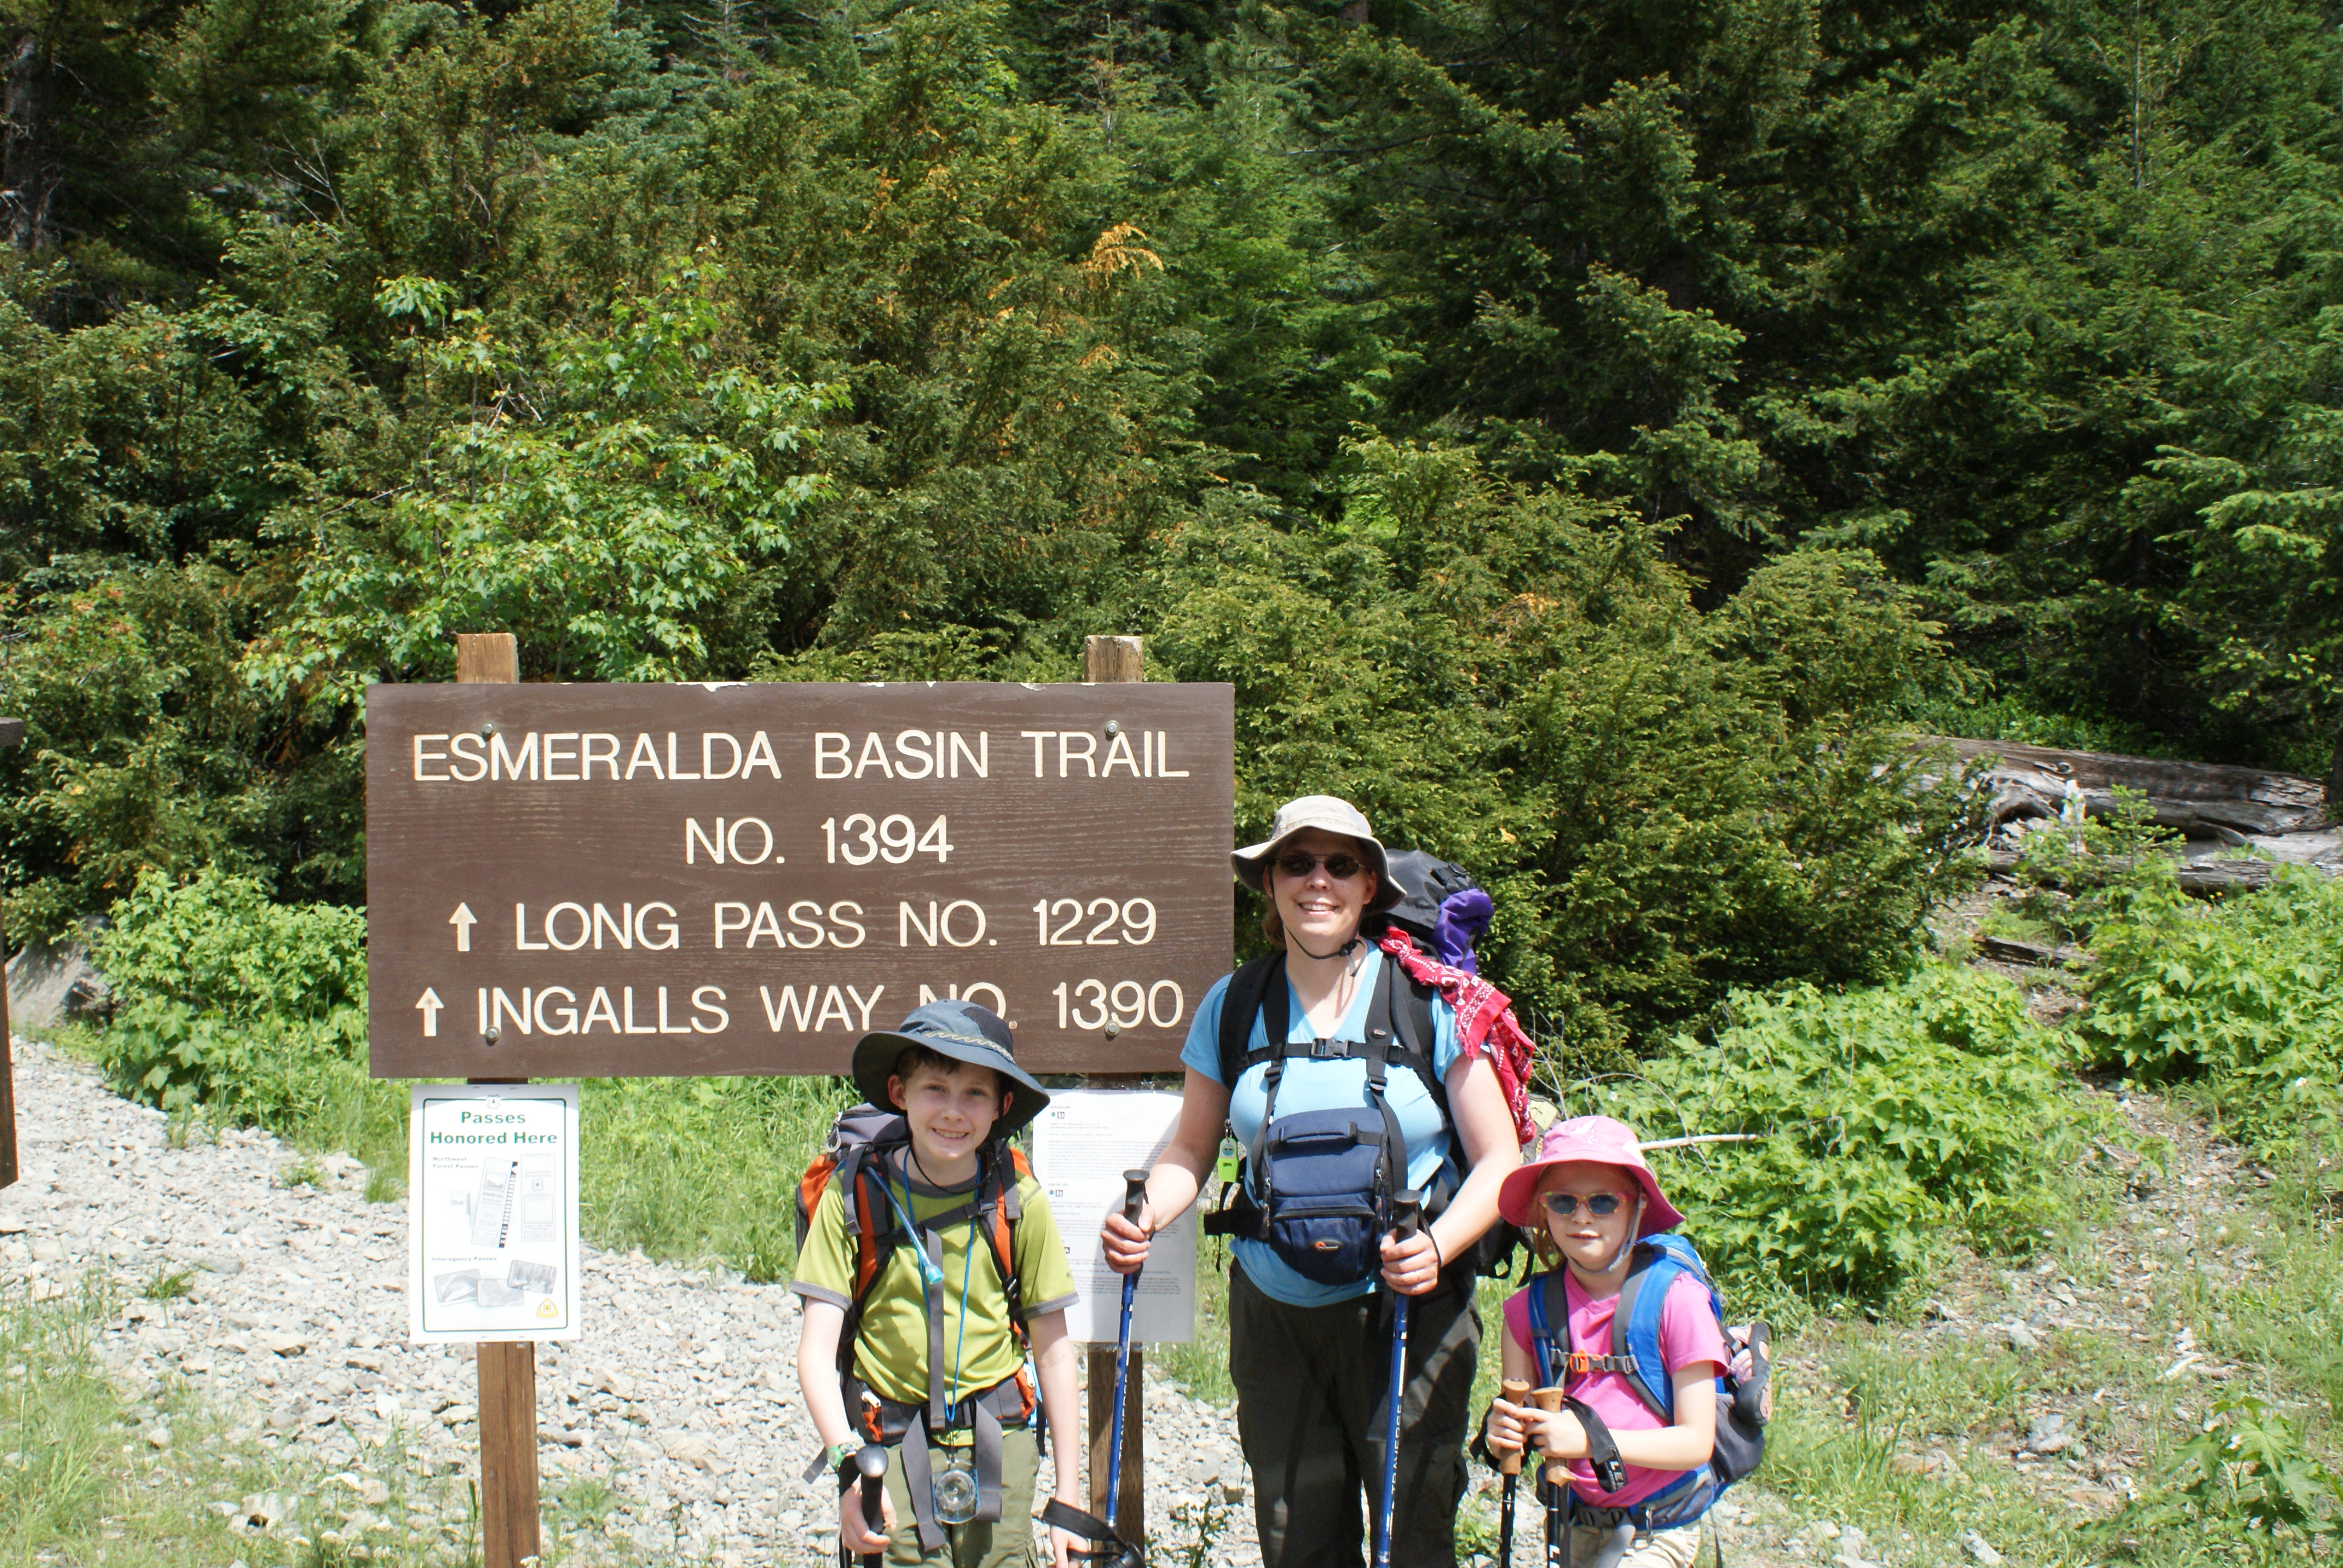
[793,1000,1083,1567]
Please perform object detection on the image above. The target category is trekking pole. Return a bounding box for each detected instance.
[1529,1386,1566,1565]
[1104,1169,1150,1538]
[1373,1189,1424,1568]
[1497,1376,1531,1566]
[854,1444,888,1568]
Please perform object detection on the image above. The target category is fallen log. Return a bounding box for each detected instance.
[1931,737,2328,837]
[1981,846,2280,896]
[1972,932,2091,967]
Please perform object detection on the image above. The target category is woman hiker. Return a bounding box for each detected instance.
[1099,794,1536,1568]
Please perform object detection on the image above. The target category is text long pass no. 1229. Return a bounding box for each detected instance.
[365,682,1234,1077]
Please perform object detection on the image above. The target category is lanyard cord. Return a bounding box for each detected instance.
[946,1223,977,1423]
[888,1161,983,1423]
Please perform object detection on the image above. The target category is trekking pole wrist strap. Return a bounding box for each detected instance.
[1041,1497,1141,1563]
[1563,1396,1628,1494]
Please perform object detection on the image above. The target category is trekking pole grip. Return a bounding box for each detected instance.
[1499,1378,1532,1477]
[1121,1169,1149,1227]
[1529,1387,1568,1488]
[1393,1189,1422,1241]
[854,1445,887,1568]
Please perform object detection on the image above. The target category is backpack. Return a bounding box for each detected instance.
[793,1103,1031,1383]
[1201,945,1459,1284]
[1380,849,1495,974]
[1523,1235,1771,1529]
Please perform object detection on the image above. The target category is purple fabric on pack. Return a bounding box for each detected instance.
[1432,888,1494,974]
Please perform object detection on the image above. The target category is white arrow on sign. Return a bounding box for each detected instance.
[416,988,444,1037]
[449,903,476,952]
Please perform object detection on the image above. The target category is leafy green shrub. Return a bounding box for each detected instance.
[1588,965,2103,1302]
[94,865,364,1019]
[2108,1393,2343,1562]
[2080,864,2343,1158]
[1149,441,1984,1053]
[91,867,367,1121]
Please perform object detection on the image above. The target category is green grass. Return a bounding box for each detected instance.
[140,1266,195,1302]
[0,1275,539,1567]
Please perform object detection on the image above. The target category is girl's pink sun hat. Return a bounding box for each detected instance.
[1498,1115,1686,1235]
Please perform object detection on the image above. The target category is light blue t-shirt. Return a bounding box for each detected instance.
[1181,947,1461,1307]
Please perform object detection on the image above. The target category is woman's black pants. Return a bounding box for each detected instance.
[1228,1260,1480,1568]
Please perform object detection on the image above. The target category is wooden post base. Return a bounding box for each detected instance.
[477,1341,542,1567]
[1086,1342,1145,1544]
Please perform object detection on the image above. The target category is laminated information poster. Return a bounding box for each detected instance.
[409,1084,582,1342]
[1030,1089,1194,1345]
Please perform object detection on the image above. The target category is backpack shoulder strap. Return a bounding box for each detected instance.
[1614,1241,1694,1421]
[1373,954,1450,1128]
[1368,947,1443,1120]
[1524,1267,1569,1387]
[1217,953,1286,1089]
[982,1145,1026,1336]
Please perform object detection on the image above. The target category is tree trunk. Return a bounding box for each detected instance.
[2326,709,2343,817]
[3,25,57,254]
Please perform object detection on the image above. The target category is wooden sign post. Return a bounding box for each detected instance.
[1081,636,1149,1549]
[0,714,23,1192]
[453,634,542,1568]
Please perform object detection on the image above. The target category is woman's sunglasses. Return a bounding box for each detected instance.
[1541,1191,1628,1218]
[1274,851,1366,880]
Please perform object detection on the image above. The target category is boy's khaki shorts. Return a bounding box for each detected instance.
[876,1428,1041,1567]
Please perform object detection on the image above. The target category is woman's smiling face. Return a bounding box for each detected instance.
[1267,828,1378,953]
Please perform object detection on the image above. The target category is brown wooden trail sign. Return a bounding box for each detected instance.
[365,680,1235,1079]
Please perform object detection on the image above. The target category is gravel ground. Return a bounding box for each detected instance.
[0,1036,1267,1565]
[0,1035,1836,1566]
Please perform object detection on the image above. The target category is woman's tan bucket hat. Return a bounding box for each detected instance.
[1231,794,1402,913]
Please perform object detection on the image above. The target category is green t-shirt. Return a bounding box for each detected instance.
[791,1149,1078,1411]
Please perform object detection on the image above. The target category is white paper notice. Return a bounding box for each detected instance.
[409,1085,582,1342]
[1030,1089,1194,1345]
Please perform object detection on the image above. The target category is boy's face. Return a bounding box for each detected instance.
[1536,1160,1642,1274]
[888,1058,1008,1171]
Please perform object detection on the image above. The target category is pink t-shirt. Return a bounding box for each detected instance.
[1502,1270,1727,1507]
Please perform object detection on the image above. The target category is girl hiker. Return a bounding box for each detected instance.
[1099,795,1535,1568]
[1482,1116,1729,1568]
[793,1000,1084,1567]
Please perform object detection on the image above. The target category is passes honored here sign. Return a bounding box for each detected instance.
[366,682,1234,1077]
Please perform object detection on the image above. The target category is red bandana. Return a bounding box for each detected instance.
[1377,930,1539,1144]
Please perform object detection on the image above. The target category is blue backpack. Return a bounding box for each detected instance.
[1524,1234,1770,1530]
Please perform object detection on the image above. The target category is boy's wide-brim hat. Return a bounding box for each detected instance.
[1498,1115,1686,1235]
[851,1000,1051,1137]
[1230,794,1401,913]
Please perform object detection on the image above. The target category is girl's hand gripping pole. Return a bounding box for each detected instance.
[1497,1376,1532,1567]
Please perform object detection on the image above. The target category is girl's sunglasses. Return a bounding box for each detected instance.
[1275,851,1366,879]
[1541,1191,1628,1218]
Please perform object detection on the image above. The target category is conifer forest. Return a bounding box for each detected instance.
[7,0,2343,1045]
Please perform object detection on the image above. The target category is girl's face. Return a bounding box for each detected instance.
[1268,828,1378,954]
[1535,1161,1642,1276]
